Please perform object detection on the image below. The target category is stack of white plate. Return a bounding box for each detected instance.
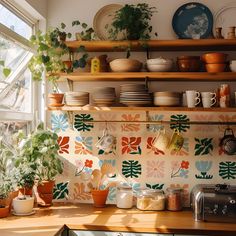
[93,87,116,106]
[120,84,152,107]
[65,91,89,106]
[154,91,181,107]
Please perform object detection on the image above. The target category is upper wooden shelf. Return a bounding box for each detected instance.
[59,72,236,82]
[66,39,236,52]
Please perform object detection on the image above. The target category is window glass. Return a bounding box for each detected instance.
[0,3,32,39]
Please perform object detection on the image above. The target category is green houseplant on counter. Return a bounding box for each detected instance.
[107,3,157,40]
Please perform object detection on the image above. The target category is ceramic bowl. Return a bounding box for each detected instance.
[154,92,181,106]
[146,57,173,65]
[230,60,236,72]
[202,53,228,64]
[109,59,142,72]
[177,56,201,72]
[146,63,173,72]
[205,63,226,73]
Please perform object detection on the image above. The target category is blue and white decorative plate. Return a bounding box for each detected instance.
[172,2,213,39]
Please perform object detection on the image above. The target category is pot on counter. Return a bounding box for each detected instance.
[220,128,236,155]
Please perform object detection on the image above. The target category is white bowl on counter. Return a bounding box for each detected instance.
[146,57,173,72]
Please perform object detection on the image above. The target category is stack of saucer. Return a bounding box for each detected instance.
[120,83,152,107]
[65,91,89,106]
[93,87,116,107]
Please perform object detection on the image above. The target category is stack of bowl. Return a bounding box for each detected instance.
[202,53,228,72]
[146,57,173,72]
[93,87,116,107]
[65,92,89,106]
[154,92,181,107]
[120,83,152,107]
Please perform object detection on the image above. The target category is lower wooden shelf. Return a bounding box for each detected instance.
[47,106,236,112]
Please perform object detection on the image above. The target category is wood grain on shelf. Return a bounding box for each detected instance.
[47,106,236,112]
[58,72,236,81]
[65,39,236,51]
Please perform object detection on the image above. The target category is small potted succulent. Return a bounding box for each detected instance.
[107,3,157,40]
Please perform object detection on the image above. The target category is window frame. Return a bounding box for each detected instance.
[0,0,40,131]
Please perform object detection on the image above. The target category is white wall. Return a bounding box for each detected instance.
[26,0,47,19]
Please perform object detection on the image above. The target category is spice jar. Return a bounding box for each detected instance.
[116,184,133,209]
[166,187,184,211]
[219,84,231,108]
[136,189,165,211]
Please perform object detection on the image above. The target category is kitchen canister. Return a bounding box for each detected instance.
[116,184,133,209]
[166,187,184,211]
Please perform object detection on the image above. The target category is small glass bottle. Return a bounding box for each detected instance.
[116,184,133,209]
[136,189,165,211]
[166,187,184,211]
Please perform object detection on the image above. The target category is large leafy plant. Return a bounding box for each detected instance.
[18,123,63,182]
[108,3,156,40]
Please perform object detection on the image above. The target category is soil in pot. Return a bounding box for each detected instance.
[91,189,109,207]
[48,93,64,107]
[0,205,9,218]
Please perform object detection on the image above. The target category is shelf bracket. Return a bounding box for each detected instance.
[66,78,73,91]
[146,47,150,60]
[145,76,149,90]
[67,111,74,129]
[146,110,150,130]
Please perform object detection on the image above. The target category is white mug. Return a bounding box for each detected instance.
[186,90,201,108]
[201,92,216,108]
[153,128,170,152]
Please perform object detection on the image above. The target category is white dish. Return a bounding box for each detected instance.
[93,4,123,40]
[146,57,173,65]
[12,210,36,216]
[147,63,173,72]
[214,4,236,38]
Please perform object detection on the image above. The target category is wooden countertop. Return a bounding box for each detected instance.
[0,203,236,236]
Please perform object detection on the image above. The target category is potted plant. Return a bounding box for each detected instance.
[107,3,157,40]
[0,182,11,218]
[72,20,95,40]
[19,123,63,206]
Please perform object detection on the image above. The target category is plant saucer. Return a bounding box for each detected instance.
[12,210,36,216]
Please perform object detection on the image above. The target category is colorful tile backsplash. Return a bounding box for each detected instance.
[51,111,236,207]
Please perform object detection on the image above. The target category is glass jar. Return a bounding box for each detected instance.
[136,189,165,211]
[116,184,133,209]
[166,187,184,211]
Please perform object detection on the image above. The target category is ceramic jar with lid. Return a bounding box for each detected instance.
[166,187,184,211]
[136,189,165,211]
[116,184,133,209]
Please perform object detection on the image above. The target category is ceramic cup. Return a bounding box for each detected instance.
[168,130,184,151]
[201,92,216,108]
[153,128,170,152]
[186,90,201,108]
[95,128,116,153]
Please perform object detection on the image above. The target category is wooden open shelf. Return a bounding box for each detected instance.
[66,39,236,52]
[58,72,236,82]
[48,106,236,112]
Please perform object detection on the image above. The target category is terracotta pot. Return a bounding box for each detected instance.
[48,93,64,106]
[201,53,228,64]
[37,180,55,194]
[91,189,109,207]
[177,56,201,72]
[63,61,73,71]
[38,193,53,207]
[19,187,33,196]
[205,63,226,73]
[0,206,9,218]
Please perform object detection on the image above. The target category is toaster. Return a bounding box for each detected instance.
[190,184,236,223]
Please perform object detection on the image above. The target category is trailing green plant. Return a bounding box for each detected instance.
[107,3,157,40]
[72,20,95,40]
[54,22,72,42]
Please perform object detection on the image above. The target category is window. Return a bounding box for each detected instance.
[0,0,38,135]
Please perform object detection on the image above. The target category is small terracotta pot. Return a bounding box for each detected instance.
[37,180,55,194]
[63,61,73,71]
[38,193,53,207]
[91,189,109,208]
[0,206,9,218]
[48,93,64,106]
[19,187,33,196]
[201,53,228,64]
[205,63,226,73]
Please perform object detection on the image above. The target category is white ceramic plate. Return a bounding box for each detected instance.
[214,4,236,38]
[93,4,123,40]
[12,210,35,216]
